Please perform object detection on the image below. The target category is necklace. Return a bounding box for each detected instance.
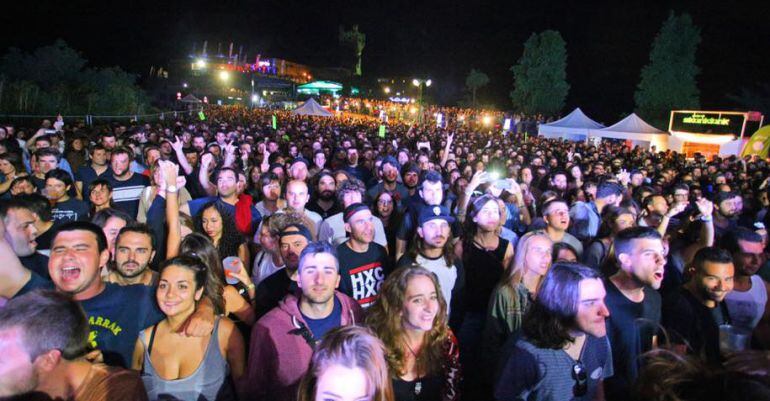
[404,339,423,396]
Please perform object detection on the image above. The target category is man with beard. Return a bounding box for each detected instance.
[0,290,147,400]
[307,172,341,220]
[713,191,741,240]
[603,227,666,399]
[107,147,149,219]
[663,247,735,365]
[397,204,464,328]
[395,170,458,261]
[723,228,769,346]
[335,203,388,308]
[254,223,312,317]
[547,171,568,199]
[343,147,371,184]
[401,162,421,197]
[366,156,409,210]
[240,242,363,401]
[105,223,157,286]
[541,198,583,257]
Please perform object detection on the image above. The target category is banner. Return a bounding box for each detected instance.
[272,115,277,130]
[741,125,770,158]
[378,125,386,138]
[198,111,206,121]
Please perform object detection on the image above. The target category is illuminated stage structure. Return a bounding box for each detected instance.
[668,110,765,157]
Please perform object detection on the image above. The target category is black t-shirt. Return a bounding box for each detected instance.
[75,164,111,202]
[603,278,661,400]
[254,268,297,318]
[662,287,730,365]
[108,173,150,219]
[306,199,342,220]
[79,283,164,368]
[463,237,509,313]
[184,166,208,199]
[19,252,50,280]
[51,198,89,226]
[336,242,388,308]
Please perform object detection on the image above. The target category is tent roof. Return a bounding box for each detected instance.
[598,113,665,134]
[542,108,604,129]
[297,80,343,90]
[291,98,333,117]
[180,94,202,103]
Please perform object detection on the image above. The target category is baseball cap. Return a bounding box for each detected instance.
[418,205,455,226]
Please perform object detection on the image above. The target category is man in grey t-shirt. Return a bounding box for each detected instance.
[495,263,613,401]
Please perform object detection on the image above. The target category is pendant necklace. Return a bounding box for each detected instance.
[405,340,423,396]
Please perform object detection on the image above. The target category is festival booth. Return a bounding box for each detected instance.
[538,107,605,141]
[291,98,334,117]
[667,110,765,158]
[588,113,669,151]
[296,80,343,97]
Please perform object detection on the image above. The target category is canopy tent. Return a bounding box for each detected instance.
[538,108,605,141]
[291,98,334,117]
[180,94,202,103]
[588,113,669,150]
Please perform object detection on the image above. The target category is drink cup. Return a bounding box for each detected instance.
[223,256,241,285]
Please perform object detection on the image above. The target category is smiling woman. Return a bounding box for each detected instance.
[366,265,460,401]
[131,255,245,401]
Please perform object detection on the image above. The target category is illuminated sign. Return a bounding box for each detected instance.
[669,110,747,136]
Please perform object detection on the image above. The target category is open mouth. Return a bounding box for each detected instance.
[653,271,664,280]
[61,266,81,281]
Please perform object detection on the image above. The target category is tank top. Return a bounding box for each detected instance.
[140,317,234,401]
[464,237,509,313]
[725,275,768,331]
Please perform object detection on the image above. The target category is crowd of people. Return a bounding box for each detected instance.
[1,103,770,401]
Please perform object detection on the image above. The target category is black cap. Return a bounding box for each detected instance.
[418,205,455,226]
[280,223,313,242]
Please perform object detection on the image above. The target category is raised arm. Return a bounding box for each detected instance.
[170,136,193,175]
[198,153,217,196]
[158,160,182,259]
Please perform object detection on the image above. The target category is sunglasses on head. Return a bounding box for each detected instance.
[572,360,587,397]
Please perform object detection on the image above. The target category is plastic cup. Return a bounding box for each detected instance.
[719,324,751,355]
[223,256,241,285]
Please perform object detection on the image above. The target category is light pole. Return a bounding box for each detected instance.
[412,78,432,124]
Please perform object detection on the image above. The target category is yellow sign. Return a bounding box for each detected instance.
[741,125,770,158]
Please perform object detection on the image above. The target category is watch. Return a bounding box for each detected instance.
[166,185,178,193]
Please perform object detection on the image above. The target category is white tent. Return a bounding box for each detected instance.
[538,108,604,140]
[291,98,333,117]
[180,94,202,103]
[588,113,669,150]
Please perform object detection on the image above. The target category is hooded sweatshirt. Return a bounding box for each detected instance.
[238,291,363,401]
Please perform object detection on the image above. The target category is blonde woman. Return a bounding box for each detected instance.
[483,230,553,366]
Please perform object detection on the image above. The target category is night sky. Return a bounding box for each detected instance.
[3,0,768,123]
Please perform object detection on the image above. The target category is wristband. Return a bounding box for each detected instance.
[700,215,713,222]
[247,283,256,290]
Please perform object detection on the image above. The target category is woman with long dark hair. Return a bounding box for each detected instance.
[195,201,250,264]
[132,255,245,401]
[366,266,460,401]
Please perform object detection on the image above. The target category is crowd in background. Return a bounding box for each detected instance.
[1,103,770,401]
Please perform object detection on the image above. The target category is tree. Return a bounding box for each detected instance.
[510,30,569,116]
[0,40,148,115]
[635,12,701,129]
[465,69,490,108]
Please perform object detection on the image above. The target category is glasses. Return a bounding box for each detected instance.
[572,361,587,397]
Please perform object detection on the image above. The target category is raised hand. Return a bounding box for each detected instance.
[695,197,714,217]
[201,153,214,169]
[171,135,184,153]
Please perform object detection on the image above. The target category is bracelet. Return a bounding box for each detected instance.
[246,283,256,290]
[700,215,713,222]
